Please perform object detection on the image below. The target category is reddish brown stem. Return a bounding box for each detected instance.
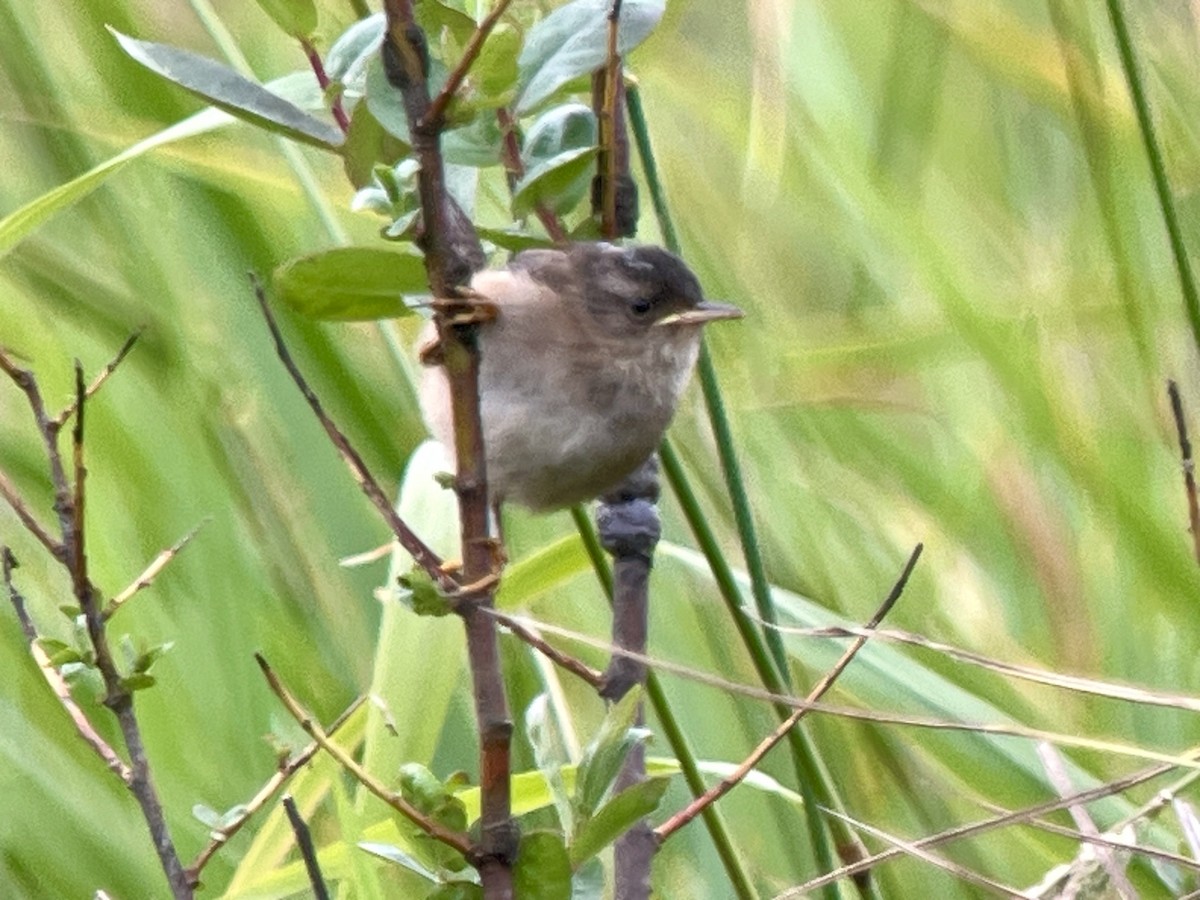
[423,0,516,131]
[301,39,350,134]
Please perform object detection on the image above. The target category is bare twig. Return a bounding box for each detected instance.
[600,0,624,236]
[1168,380,1200,562]
[2,547,132,783]
[656,544,922,842]
[250,277,453,591]
[423,0,516,131]
[104,520,208,620]
[0,470,64,560]
[50,330,141,431]
[283,795,331,900]
[818,807,1031,899]
[255,654,474,857]
[186,696,367,885]
[776,760,1186,897]
[486,606,604,688]
[300,39,350,134]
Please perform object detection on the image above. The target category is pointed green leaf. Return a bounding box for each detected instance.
[568,777,668,867]
[524,695,575,839]
[512,831,571,900]
[254,0,318,38]
[110,29,343,150]
[517,0,665,113]
[512,147,598,217]
[358,842,441,882]
[326,14,386,88]
[575,688,647,819]
[272,247,427,320]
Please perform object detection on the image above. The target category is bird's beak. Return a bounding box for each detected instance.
[655,300,744,327]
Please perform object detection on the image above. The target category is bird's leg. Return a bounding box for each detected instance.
[440,501,508,602]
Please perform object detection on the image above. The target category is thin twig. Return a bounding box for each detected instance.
[186,696,367,885]
[486,607,604,688]
[255,654,474,857]
[655,544,922,842]
[283,795,331,900]
[600,0,624,236]
[817,807,1031,899]
[2,547,132,783]
[301,39,350,134]
[104,520,209,621]
[1168,380,1200,562]
[777,761,1185,897]
[250,276,453,591]
[50,330,141,431]
[496,108,569,242]
[423,0,516,131]
[0,470,64,560]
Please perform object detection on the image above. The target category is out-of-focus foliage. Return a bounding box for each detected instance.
[3,0,1200,897]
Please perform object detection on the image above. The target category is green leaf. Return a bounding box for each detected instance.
[516,0,665,113]
[512,831,571,900]
[568,778,668,867]
[442,115,504,167]
[109,29,343,150]
[193,803,224,829]
[358,842,441,882]
[471,24,521,107]
[399,763,469,833]
[121,673,157,692]
[343,101,410,188]
[574,688,647,819]
[132,641,174,674]
[365,54,411,143]
[476,227,556,252]
[524,695,575,839]
[497,535,591,610]
[272,247,427,320]
[398,565,453,616]
[523,102,597,162]
[426,884,483,900]
[254,0,318,38]
[415,1,478,49]
[37,639,84,667]
[325,13,385,88]
[512,146,598,217]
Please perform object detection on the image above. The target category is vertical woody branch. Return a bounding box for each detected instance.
[592,4,653,898]
[380,2,516,893]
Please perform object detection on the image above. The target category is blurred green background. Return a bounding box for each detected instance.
[4,0,1200,896]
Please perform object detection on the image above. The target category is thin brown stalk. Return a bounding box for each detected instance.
[255,654,474,857]
[50,330,141,431]
[2,547,132,783]
[817,808,1031,899]
[1168,379,1200,562]
[496,108,569,242]
[381,3,515,891]
[300,39,350,134]
[423,0,516,131]
[186,696,367,885]
[0,470,63,560]
[656,544,921,842]
[777,760,1186,897]
[104,520,208,620]
[487,606,604,688]
[600,0,624,236]
[250,277,453,591]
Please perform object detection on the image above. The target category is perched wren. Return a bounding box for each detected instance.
[418,242,742,512]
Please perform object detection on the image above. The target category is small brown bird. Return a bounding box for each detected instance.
[419,242,742,511]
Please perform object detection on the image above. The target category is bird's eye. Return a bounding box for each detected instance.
[630,298,653,316]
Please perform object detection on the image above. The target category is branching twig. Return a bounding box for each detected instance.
[486,606,604,688]
[2,547,132,783]
[0,470,64,560]
[186,696,367,886]
[104,520,208,620]
[283,794,331,900]
[250,277,453,592]
[1168,379,1200,562]
[423,0,516,131]
[255,654,474,858]
[655,544,922,842]
[50,330,141,432]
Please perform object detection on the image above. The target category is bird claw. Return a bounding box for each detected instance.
[438,537,507,603]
